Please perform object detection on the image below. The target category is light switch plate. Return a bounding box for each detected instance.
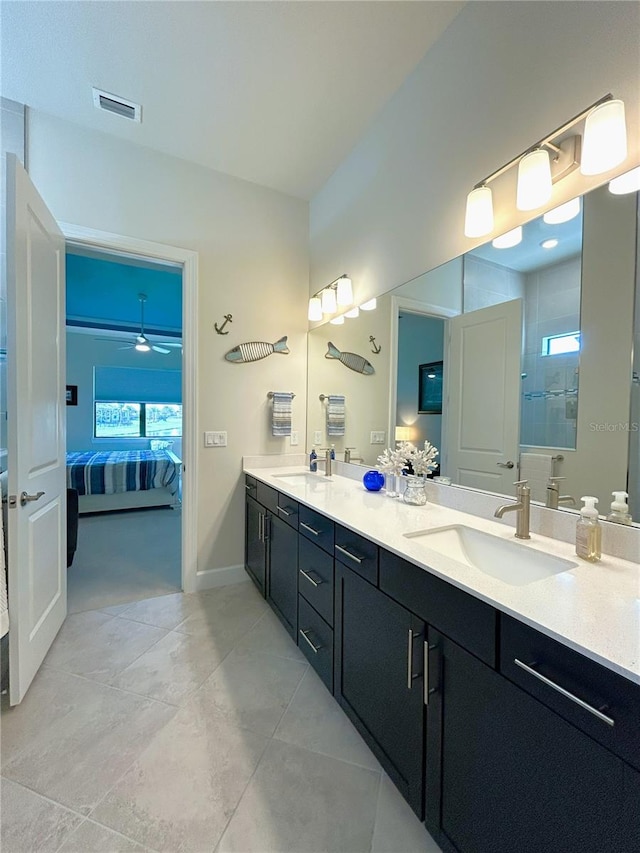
[314,430,322,444]
[205,430,227,447]
[290,431,299,446]
[370,431,386,444]
[204,431,215,447]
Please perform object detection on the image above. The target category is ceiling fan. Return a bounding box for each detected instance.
[110,293,182,355]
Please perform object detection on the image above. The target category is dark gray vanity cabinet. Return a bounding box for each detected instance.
[335,562,426,817]
[244,493,267,594]
[268,513,298,639]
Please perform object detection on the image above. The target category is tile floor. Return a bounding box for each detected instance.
[1,581,442,853]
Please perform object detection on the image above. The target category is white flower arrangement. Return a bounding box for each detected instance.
[377,440,439,477]
[406,440,439,476]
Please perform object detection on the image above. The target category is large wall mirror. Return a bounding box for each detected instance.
[307,184,640,523]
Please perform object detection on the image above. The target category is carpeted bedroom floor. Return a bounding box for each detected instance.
[67,507,182,613]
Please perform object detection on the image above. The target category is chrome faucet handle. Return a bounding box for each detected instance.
[547,476,566,484]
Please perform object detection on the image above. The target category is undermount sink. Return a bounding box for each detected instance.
[403,525,578,587]
[272,472,332,487]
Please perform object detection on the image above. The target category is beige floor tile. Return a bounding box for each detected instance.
[190,647,307,737]
[233,608,306,663]
[0,778,84,853]
[110,629,229,705]
[173,582,268,643]
[274,668,380,771]
[371,774,441,853]
[43,611,167,683]
[217,739,380,853]
[91,702,269,853]
[1,669,175,814]
[114,591,207,630]
[59,819,150,852]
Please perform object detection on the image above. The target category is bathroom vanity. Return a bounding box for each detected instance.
[244,465,640,853]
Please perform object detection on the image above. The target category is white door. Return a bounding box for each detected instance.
[446,299,522,495]
[5,154,66,705]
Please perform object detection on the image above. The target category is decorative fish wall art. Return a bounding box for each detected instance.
[225,336,289,363]
[325,342,375,375]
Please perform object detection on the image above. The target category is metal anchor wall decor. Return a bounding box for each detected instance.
[215,314,233,335]
[369,336,382,354]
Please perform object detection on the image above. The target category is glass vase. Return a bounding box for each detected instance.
[385,473,399,498]
[403,475,428,506]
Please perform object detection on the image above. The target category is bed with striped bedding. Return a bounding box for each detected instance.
[66,449,180,498]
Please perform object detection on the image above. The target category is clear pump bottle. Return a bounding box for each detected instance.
[606,491,632,525]
[576,496,601,562]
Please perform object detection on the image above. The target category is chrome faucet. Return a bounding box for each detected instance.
[545,476,576,510]
[494,480,531,539]
[344,447,355,463]
[318,448,332,477]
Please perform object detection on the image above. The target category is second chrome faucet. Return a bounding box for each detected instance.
[494,480,531,539]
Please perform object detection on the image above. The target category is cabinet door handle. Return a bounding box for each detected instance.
[406,628,423,689]
[299,629,322,654]
[277,505,293,517]
[424,641,438,706]
[299,568,323,587]
[258,512,264,542]
[263,515,271,541]
[300,522,321,536]
[335,544,363,564]
[514,659,615,727]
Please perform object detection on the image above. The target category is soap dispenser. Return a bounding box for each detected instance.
[576,496,601,562]
[309,446,318,473]
[606,491,632,525]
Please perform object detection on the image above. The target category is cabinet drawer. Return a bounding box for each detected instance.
[379,549,496,667]
[334,524,378,585]
[245,475,257,500]
[299,505,335,556]
[298,537,334,626]
[256,482,278,514]
[298,595,333,692]
[501,614,640,772]
[276,493,299,529]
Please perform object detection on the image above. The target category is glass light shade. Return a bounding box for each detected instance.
[516,149,552,211]
[395,426,413,442]
[360,298,377,311]
[492,226,522,249]
[308,296,323,321]
[336,276,353,306]
[135,342,150,352]
[345,306,359,318]
[609,166,640,195]
[543,197,581,224]
[541,238,558,249]
[330,315,345,325]
[321,287,337,314]
[581,99,627,176]
[464,185,494,237]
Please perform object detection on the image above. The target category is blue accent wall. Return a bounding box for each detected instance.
[66,253,182,334]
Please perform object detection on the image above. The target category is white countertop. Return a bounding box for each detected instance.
[244,465,640,686]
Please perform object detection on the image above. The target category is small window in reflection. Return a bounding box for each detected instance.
[542,331,581,356]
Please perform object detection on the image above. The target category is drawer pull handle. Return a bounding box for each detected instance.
[299,629,322,654]
[335,544,363,564]
[245,484,253,491]
[514,659,615,727]
[300,522,321,537]
[406,629,423,689]
[277,506,293,517]
[299,568,323,587]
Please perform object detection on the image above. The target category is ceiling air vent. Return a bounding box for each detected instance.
[92,88,142,122]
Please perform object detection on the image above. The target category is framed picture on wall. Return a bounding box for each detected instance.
[418,362,443,414]
[66,385,78,406]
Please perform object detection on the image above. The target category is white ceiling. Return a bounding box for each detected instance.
[1,1,463,200]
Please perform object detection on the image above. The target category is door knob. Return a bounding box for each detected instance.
[496,461,514,469]
[20,490,45,506]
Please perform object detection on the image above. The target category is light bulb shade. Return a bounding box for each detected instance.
[492,226,522,249]
[330,315,345,325]
[321,287,337,314]
[135,342,151,352]
[308,296,323,321]
[464,185,494,237]
[543,197,581,224]
[581,99,627,176]
[517,148,552,211]
[336,276,353,306]
[395,426,413,442]
[345,306,359,318]
[360,298,377,311]
[609,166,640,195]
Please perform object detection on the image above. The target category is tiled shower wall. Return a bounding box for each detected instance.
[521,255,581,449]
[1,98,26,467]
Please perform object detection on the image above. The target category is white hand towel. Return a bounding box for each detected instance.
[272,392,293,437]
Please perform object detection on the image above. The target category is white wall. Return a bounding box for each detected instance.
[310,2,640,302]
[28,111,309,577]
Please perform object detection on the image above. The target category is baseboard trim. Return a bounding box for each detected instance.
[195,564,249,592]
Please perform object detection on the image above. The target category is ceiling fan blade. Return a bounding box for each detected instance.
[117,345,135,350]
[162,343,183,348]
[152,345,171,354]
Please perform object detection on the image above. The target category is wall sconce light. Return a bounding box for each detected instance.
[308,296,323,321]
[321,287,337,314]
[609,166,640,195]
[463,94,630,238]
[336,275,353,306]
[395,426,414,445]
[308,273,353,320]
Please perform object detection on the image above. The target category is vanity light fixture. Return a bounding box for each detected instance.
[492,226,523,249]
[541,238,559,249]
[360,298,377,311]
[543,197,581,224]
[321,287,337,314]
[609,166,640,195]
[308,296,323,322]
[308,273,352,320]
[345,306,360,318]
[463,94,629,238]
[336,275,353,306]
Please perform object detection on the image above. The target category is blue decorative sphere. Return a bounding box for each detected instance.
[363,470,385,491]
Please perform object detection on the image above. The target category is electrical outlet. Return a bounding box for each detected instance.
[314,430,322,444]
[290,431,299,446]
[370,431,386,445]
